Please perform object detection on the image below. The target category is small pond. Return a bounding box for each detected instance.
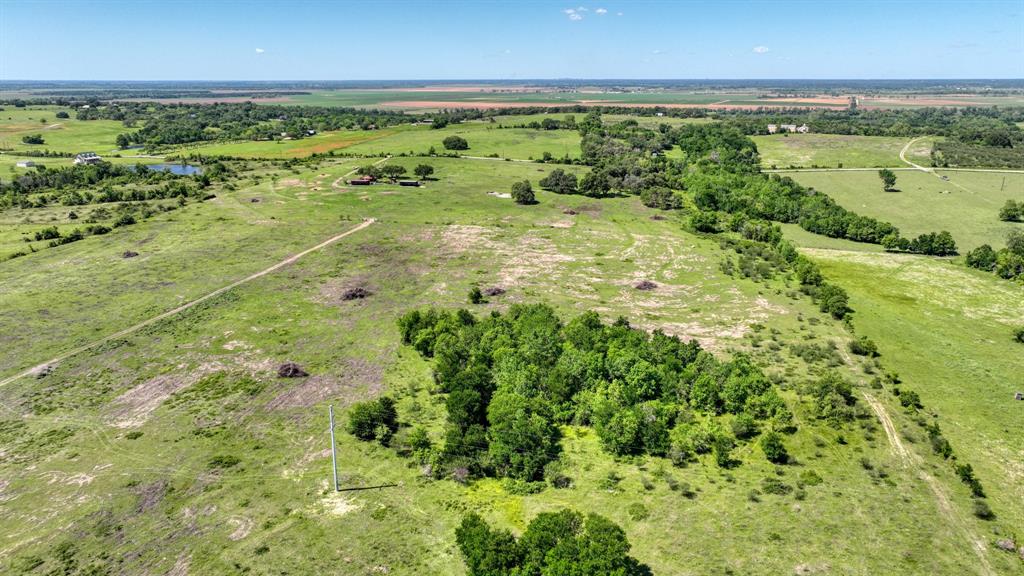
[145,163,203,175]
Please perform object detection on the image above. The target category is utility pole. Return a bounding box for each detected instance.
[328,404,339,492]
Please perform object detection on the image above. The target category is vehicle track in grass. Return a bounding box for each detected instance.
[0,218,376,389]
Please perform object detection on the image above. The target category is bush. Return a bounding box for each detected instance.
[538,168,578,194]
[1014,326,1024,344]
[691,210,719,233]
[543,459,572,488]
[22,134,45,145]
[468,287,484,304]
[511,180,535,205]
[972,499,995,520]
[759,431,789,464]
[443,135,469,150]
[848,336,879,357]
[56,111,70,119]
[347,397,399,445]
[731,413,759,440]
[626,503,649,521]
[760,477,793,495]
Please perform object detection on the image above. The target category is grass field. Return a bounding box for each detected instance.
[0,155,1012,575]
[0,106,126,155]
[171,122,582,161]
[790,169,1024,251]
[805,249,1024,536]
[753,134,931,169]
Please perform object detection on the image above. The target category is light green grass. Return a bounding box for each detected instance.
[0,106,126,155]
[753,134,927,169]
[790,169,1024,251]
[807,248,1024,534]
[0,156,1006,575]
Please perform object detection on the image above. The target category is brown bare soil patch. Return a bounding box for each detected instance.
[134,479,169,514]
[109,373,195,429]
[265,358,383,410]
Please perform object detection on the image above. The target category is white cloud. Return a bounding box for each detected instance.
[595,7,607,14]
[616,11,623,16]
[255,48,265,54]
[752,46,769,54]
[564,8,584,20]
[652,49,665,55]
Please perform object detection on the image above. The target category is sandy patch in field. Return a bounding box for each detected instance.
[265,358,383,410]
[279,178,303,187]
[228,516,254,541]
[167,553,191,576]
[109,374,196,429]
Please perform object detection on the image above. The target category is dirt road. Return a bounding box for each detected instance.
[0,219,376,389]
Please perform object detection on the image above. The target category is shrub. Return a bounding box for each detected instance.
[208,455,241,469]
[798,469,823,487]
[468,287,484,304]
[760,431,789,464]
[972,499,995,520]
[627,503,649,521]
[511,180,535,205]
[543,459,572,488]
[347,397,399,445]
[22,134,45,145]
[760,477,793,495]
[848,336,878,357]
[731,413,759,440]
[443,135,469,150]
[1014,326,1024,344]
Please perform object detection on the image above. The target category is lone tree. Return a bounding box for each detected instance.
[443,135,469,151]
[511,180,535,205]
[21,134,44,145]
[413,164,434,180]
[878,168,897,192]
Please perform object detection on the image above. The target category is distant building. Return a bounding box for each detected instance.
[767,124,778,134]
[770,124,809,134]
[348,175,375,186]
[796,124,810,133]
[74,152,102,165]
[15,160,35,168]
[398,180,421,187]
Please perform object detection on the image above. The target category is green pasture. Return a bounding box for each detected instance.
[790,169,1024,251]
[0,155,1008,574]
[753,134,930,169]
[0,105,126,154]
[808,249,1024,533]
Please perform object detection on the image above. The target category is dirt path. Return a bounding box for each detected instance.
[0,219,376,389]
[900,136,932,172]
[863,393,995,576]
[766,166,1024,174]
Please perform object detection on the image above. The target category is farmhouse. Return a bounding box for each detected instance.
[348,175,375,186]
[15,160,35,168]
[771,124,810,134]
[74,152,102,165]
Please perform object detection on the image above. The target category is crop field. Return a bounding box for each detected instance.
[1,152,1015,575]
[753,134,931,169]
[789,169,1024,251]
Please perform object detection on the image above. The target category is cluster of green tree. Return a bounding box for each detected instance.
[721,107,1024,138]
[881,230,958,256]
[707,221,853,320]
[932,141,1024,169]
[965,229,1024,281]
[0,161,213,210]
[76,101,413,148]
[354,163,434,182]
[420,105,707,126]
[395,304,797,485]
[496,115,578,131]
[21,134,45,145]
[346,396,399,445]
[455,509,650,576]
[998,199,1023,222]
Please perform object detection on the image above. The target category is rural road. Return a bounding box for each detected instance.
[0,218,376,389]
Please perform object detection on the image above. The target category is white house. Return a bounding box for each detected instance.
[74,152,102,165]
[796,124,810,133]
[767,124,778,134]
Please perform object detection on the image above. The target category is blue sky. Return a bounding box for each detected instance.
[1,0,1021,80]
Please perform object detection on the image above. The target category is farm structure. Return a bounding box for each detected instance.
[74,152,102,165]
[767,123,810,134]
[16,160,35,168]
